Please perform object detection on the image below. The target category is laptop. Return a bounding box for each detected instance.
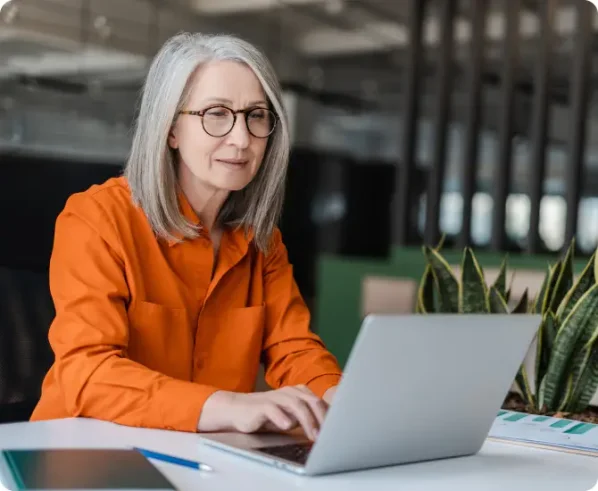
[199,313,540,475]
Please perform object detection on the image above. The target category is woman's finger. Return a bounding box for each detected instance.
[288,386,329,428]
[263,402,295,432]
[275,394,319,441]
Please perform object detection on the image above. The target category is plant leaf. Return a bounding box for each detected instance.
[544,311,558,353]
[515,365,535,408]
[548,241,575,313]
[538,376,548,411]
[556,250,596,323]
[422,246,459,313]
[459,248,488,313]
[488,286,509,314]
[434,233,446,252]
[504,272,516,305]
[417,265,436,313]
[542,262,563,314]
[535,312,554,397]
[557,374,574,412]
[564,321,598,411]
[492,257,508,299]
[532,266,552,314]
[511,289,529,314]
[540,284,598,411]
[566,339,598,413]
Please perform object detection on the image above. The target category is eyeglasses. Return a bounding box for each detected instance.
[179,105,277,138]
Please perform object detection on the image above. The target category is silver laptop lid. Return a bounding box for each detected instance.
[304,314,540,474]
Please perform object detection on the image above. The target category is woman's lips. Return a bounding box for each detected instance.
[216,159,249,169]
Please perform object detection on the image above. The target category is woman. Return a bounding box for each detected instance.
[30,32,342,441]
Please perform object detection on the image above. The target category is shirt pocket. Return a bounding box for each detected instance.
[196,304,265,391]
[126,300,194,380]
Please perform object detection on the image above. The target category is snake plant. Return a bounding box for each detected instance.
[416,238,598,415]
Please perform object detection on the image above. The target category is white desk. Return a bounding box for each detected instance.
[0,418,597,490]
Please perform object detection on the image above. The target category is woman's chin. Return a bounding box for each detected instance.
[211,175,254,192]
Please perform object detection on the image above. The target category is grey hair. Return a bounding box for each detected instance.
[124,32,290,254]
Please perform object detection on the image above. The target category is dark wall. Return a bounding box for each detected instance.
[0,152,123,271]
[337,160,395,258]
[280,147,396,305]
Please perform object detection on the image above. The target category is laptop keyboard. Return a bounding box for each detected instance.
[255,442,313,465]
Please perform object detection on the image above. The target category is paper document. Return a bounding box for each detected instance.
[488,410,598,456]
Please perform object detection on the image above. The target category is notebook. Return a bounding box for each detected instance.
[0,448,176,490]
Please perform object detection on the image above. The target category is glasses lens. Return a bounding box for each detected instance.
[247,108,276,137]
[203,106,234,137]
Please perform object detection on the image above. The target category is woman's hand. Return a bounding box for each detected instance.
[199,385,329,440]
[323,386,337,404]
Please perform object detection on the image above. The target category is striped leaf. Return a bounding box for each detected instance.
[556,250,596,323]
[535,312,556,396]
[459,248,488,313]
[566,340,598,413]
[434,234,446,252]
[491,257,508,300]
[423,246,459,313]
[564,320,598,411]
[542,262,563,314]
[537,376,548,412]
[583,322,598,350]
[539,284,598,411]
[548,242,575,313]
[488,286,509,314]
[515,366,535,408]
[511,289,529,314]
[544,311,558,353]
[557,374,574,413]
[506,271,516,304]
[532,266,552,314]
[416,265,436,313]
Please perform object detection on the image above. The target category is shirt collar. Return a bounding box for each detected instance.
[166,189,255,251]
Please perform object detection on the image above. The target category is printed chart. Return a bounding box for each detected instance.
[488,410,598,456]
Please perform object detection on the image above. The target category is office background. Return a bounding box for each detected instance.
[1,0,597,420]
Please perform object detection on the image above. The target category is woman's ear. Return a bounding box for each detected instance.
[168,126,179,149]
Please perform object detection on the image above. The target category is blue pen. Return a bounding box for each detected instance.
[133,447,213,472]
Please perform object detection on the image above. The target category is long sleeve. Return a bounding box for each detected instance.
[260,229,342,397]
[46,194,218,432]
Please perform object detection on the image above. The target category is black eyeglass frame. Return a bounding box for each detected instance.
[178,104,278,138]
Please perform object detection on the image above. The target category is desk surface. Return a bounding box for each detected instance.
[0,418,597,490]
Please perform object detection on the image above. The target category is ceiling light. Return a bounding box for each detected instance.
[586,0,598,10]
[0,0,11,10]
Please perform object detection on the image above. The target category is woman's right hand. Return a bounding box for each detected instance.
[198,385,329,441]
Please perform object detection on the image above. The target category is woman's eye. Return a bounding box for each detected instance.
[206,110,227,118]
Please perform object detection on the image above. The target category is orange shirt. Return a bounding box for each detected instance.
[30,176,342,432]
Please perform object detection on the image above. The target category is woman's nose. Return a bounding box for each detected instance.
[226,115,251,148]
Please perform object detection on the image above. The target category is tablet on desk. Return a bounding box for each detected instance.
[0,448,176,490]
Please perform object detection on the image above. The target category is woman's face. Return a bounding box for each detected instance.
[169,60,272,193]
